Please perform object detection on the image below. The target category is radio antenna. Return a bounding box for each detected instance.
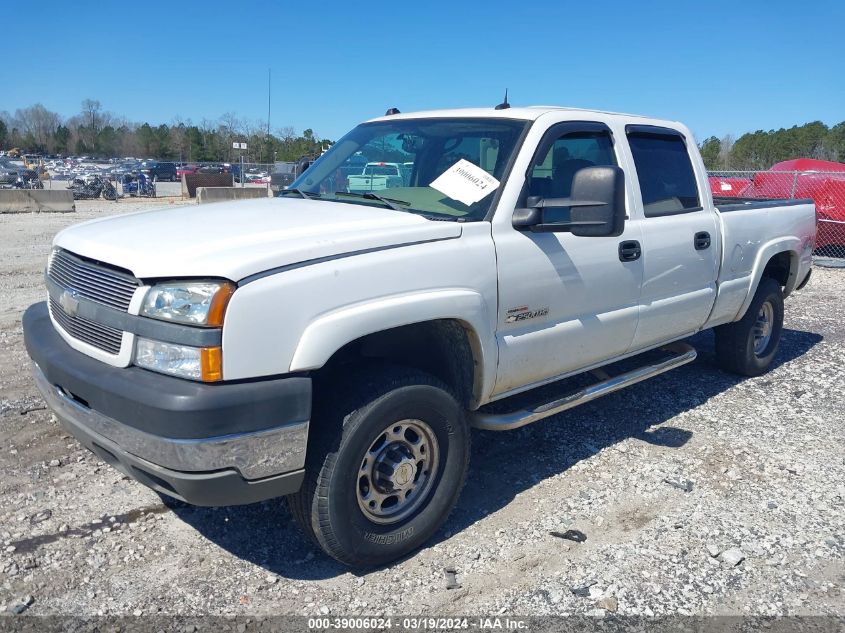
[495,89,510,110]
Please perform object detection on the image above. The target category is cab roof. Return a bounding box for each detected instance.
[366,105,669,125]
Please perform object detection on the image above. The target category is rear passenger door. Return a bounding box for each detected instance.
[625,125,719,351]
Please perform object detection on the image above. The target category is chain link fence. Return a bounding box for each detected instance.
[708,170,845,261]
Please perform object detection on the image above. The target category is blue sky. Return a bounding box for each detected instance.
[1,0,843,143]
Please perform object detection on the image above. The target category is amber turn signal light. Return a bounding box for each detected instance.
[200,346,223,382]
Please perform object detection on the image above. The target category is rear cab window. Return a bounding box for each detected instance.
[626,125,701,217]
[363,163,401,176]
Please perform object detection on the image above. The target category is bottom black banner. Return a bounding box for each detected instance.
[0,615,844,633]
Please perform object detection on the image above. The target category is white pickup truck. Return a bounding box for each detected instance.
[346,161,405,193]
[24,106,815,567]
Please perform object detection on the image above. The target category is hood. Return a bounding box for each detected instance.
[54,197,462,281]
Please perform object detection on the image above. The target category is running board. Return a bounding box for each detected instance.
[470,342,697,431]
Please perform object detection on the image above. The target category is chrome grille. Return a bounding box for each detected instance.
[48,249,138,311]
[49,298,123,355]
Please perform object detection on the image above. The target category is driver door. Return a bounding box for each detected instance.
[491,121,644,396]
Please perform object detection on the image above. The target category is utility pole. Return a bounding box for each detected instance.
[266,68,272,165]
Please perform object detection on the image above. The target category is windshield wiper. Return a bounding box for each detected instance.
[334,191,410,211]
[302,189,458,221]
[278,188,320,199]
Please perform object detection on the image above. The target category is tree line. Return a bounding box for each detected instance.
[698,120,845,171]
[0,100,330,164]
[3,100,844,171]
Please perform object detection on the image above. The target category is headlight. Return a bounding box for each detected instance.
[134,338,222,382]
[141,281,234,326]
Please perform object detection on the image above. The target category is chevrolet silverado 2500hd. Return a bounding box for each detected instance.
[23,106,816,567]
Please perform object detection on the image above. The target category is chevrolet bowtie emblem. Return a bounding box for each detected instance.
[59,289,80,316]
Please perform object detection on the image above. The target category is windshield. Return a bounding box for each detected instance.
[287,117,529,221]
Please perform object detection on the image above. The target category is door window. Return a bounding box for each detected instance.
[528,131,616,223]
[627,131,700,217]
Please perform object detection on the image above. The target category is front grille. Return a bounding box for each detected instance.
[49,298,123,355]
[48,249,138,311]
[47,249,139,357]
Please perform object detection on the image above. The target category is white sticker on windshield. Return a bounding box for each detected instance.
[429,159,500,206]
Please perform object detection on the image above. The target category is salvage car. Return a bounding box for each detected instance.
[23,106,815,567]
[0,162,20,185]
[176,164,199,178]
[140,160,178,182]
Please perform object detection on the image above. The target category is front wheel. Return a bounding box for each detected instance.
[288,366,470,568]
[715,276,784,376]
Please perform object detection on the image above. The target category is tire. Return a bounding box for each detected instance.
[288,365,470,567]
[714,276,784,376]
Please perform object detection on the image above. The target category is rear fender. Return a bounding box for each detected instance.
[734,238,802,320]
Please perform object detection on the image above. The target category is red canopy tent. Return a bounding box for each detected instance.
[749,159,845,249]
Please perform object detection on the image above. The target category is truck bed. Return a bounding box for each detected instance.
[704,197,816,329]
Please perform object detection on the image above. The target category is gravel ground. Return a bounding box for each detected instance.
[0,202,843,618]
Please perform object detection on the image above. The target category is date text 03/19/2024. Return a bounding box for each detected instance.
[306,616,529,630]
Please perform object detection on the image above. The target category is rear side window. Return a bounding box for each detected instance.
[627,131,700,217]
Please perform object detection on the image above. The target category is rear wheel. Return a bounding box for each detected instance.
[288,365,470,568]
[714,276,784,376]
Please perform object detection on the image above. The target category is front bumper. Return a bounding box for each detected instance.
[24,302,310,506]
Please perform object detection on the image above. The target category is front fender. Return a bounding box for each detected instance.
[289,289,497,400]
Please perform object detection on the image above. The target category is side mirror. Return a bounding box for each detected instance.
[512,166,626,237]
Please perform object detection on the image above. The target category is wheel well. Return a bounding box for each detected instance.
[316,320,480,408]
[762,251,794,287]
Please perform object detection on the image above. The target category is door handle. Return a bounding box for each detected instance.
[694,231,711,250]
[618,240,641,262]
